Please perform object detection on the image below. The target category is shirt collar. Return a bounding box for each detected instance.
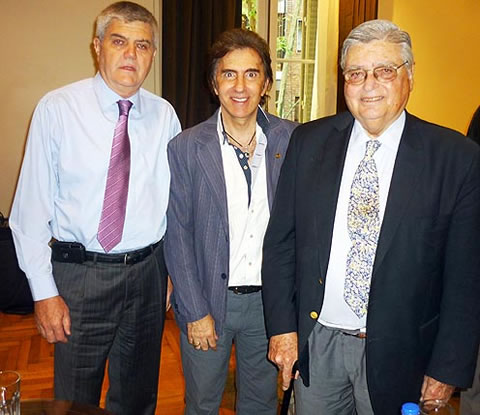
[217,106,270,145]
[351,110,406,152]
[216,106,269,146]
[93,72,141,119]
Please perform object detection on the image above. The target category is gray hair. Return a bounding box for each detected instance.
[341,19,414,75]
[95,1,158,49]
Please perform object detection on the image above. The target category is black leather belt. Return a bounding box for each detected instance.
[51,240,161,265]
[228,285,262,295]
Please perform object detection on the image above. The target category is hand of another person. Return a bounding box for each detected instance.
[420,375,456,402]
[268,332,299,390]
[34,296,71,344]
[187,314,218,351]
[166,276,173,312]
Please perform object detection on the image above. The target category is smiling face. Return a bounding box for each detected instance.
[344,40,413,137]
[93,19,156,98]
[213,47,269,128]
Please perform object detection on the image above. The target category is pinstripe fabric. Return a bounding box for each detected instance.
[164,109,298,337]
[52,244,167,415]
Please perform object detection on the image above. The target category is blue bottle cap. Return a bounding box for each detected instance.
[402,402,420,415]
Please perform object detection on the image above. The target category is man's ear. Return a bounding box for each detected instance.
[408,62,415,92]
[261,79,271,96]
[93,37,101,57]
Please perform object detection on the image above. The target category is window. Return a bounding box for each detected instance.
[243,0,321,123]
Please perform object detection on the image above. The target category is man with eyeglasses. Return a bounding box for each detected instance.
[262,19,480,415]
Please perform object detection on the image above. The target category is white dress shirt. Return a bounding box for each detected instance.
[217,111,270,287]
[10,73,181,301]
[319,111,405,330]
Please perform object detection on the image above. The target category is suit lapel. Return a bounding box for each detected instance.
[373,113,424,275]
[195,114,229,234]
[264,119,288,209]
[316,115,354,278]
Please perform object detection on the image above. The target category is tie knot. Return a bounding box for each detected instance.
[365,139,381,158]
[117,100,133,117]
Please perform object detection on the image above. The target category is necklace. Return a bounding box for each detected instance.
[221,114,256,158]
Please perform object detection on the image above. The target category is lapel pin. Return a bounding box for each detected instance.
[275,153,282,159]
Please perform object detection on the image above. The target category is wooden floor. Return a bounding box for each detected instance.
[0,310,461,415]
[0,310,235,415]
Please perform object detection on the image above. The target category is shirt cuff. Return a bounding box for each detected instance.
[27,274,59,301]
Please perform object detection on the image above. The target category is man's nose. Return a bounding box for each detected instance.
[363,71,378,90]
[124,43,137,59]
[234,76,245,91]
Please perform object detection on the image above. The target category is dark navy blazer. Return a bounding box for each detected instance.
[262,111,480,415]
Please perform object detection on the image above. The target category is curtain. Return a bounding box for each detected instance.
[162,0,242,129]
[336,0,377,113]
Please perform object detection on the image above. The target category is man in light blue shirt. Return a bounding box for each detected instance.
[10,2,180,415]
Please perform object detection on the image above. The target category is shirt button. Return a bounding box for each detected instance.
[248,262,252,266]
[310,311,318,320]
[250,234,254,238]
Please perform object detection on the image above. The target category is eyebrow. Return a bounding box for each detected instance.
[221,68,260,74]
[345,62,397,70]
[109,33,152,45]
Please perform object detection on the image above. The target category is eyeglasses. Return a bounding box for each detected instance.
[343,61,409,85]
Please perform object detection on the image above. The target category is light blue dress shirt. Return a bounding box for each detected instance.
[10,73,181,301]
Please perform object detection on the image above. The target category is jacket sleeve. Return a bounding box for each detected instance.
[262,128,299,338]
[164,136,210,324]
[427,147,480,388]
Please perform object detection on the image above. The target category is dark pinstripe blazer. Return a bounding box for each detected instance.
[164,108,297,335]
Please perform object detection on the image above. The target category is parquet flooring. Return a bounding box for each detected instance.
[0,310,235,415]
[0,310,461,415]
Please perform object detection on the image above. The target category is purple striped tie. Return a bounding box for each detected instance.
[97,100,133,252]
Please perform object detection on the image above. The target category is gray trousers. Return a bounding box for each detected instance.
[460,347,480,415]
[180,290,278,415]
[53,243,167,415]
[295,323,374,415]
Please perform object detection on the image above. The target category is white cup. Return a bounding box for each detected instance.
[0,371,20,415]
[419,399,455,415]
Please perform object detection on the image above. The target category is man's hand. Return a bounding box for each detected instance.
[421,375,456,402]
[166,276,173,312]
[34,296,71,344]
[268,332,299,390]
[187,314,218,351]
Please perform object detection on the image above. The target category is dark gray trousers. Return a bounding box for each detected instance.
[295,323,374,415]
[180,290,278,415]
[52,243,167,415]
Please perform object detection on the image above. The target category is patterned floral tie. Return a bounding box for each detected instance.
[344,139,381,318]
[97,100,133,252]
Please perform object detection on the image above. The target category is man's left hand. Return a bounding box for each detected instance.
[421,375,456,401]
